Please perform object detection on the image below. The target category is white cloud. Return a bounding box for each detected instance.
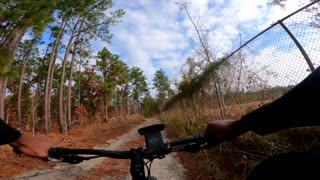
[96,0,312,92]
[107,0,191,85]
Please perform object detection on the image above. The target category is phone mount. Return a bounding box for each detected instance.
[138,123,167,158]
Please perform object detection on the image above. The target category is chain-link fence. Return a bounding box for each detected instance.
[165,0,320,119]
[231,0,320,88]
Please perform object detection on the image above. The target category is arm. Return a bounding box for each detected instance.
[0,119,22,145]
[0,119,56,159]
[207,65,320,143]
[243,64,320,135]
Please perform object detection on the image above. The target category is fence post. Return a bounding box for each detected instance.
[279,21,315,72]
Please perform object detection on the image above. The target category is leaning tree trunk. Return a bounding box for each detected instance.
[66,20,83,130]
[17,38,36,127]
[105,95,108,123]
[126,89,130,116]
[212,76,225,119]
[182,3,225,118]
[0,78,4,119]
[0,25,28,120]
[127,96,130,116]
[0,77,7,120]
[44,16,67,134]
[120,96,123,117]
[114,94,118,117]
[59,19,80,133]
[135,98,139,114]
[66,39,78,129]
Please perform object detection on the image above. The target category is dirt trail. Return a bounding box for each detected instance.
[10,119,186,180]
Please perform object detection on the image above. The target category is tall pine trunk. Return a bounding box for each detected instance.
[59,19,80,133]
[136,98,139,114]
[105,95,108,123]
[44,16,67,133]
[17,38,36,127]
[125,86,130,116]
[0,77,7,120]
[0,25,28,120]
[67,34,81,129]
[114,93,118,117]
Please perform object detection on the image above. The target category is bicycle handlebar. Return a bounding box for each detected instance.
[48,124,212,179]
[48,132,211,161]
[48,148,132,163]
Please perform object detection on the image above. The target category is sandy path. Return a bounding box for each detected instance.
[11,119,186,180]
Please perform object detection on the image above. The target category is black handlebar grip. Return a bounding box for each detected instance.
[202,132,214,147]
[48,147,57,157]
[48,147,68,158]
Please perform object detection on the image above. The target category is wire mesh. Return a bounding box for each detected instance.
[283,3,320,69]
[165,0,320,119]
[219,1,320,117]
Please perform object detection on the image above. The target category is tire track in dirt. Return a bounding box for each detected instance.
[11,119,186,180]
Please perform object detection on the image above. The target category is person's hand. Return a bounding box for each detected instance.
[206,119,246,145]
[10,133,57,159]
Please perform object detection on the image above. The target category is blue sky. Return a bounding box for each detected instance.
[95,0,308,90]
[23,0,310,92]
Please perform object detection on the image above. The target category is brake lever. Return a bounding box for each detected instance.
[172,142,208,153]
[182,143,209,153]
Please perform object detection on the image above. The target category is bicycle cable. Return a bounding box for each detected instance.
[144,159,153,179]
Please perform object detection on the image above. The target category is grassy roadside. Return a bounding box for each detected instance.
[161,109,320,180]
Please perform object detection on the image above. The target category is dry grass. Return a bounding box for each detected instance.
[161,105,320,180]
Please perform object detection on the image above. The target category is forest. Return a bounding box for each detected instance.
[0,0,175,134]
